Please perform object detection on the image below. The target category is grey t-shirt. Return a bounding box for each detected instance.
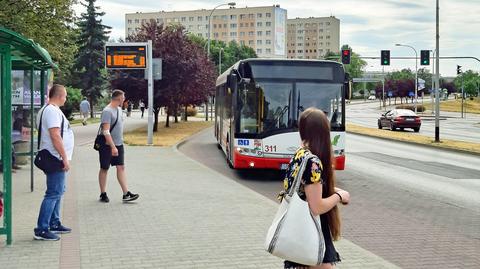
[100,105,123,146]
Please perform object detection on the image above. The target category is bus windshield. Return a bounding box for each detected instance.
[297,83,343,128]
[238,81,344,135]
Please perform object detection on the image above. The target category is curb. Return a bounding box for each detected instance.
[346,130,480,157]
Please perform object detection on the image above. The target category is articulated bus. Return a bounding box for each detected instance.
[215,59,349,170]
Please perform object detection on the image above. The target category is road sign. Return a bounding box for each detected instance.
[388,91,393,97]
[409,91,414,97]
[105,43,147,69]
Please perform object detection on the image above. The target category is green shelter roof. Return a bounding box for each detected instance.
[0,27,57,70]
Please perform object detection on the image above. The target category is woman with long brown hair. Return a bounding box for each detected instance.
[282,107,350,269]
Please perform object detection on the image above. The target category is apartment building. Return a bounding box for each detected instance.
[125,5,287,58]
[287,16,340,59]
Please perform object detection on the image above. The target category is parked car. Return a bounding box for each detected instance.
[378,109,421,132]
[368,95,376,100]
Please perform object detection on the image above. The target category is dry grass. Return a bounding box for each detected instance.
[440,98,480,114]
[124,120,214,147]
[347,123,480,155]
[70,118,101,126]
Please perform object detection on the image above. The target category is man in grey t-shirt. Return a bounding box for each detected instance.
[97,89,139,203]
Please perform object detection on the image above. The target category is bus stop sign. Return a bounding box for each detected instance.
[105,44,147,69]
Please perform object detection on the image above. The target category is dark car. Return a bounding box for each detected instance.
[378,109,421,132]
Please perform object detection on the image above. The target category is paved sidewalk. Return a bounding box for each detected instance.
[1,139,401,268]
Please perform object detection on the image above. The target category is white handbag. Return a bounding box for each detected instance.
[265,155,325,266]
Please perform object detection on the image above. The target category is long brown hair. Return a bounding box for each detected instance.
[298,107,341,240]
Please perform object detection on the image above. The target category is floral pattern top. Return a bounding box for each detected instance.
[281,147,323,201]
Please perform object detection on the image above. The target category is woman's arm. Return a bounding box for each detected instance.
[305,183,341,216]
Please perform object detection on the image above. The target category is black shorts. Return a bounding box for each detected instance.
[99,145,124,170]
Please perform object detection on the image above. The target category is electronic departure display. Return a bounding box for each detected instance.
[105,45,147,69]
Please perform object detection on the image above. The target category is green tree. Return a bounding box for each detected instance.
[0,0,77,84]
[454,70,480,97]
[73,0,111,117]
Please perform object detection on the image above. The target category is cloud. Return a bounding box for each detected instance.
[82,0,479,76]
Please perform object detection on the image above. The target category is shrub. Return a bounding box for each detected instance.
[395,104,426,112]
[187,106,197,116]
[61,87,83,120]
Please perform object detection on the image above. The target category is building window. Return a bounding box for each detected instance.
[230,32,237,37]
[266,48,271,53]
[326,35,331,39]
[222,32,227,37]
[206,16,209,21]
[240,23,244,27]
[266,21,271,27]
[213,15,218,20]
[249,40,254,45]
[214,24,217,29]
[266,13,271,18]
[240,40,245,45]
[197,16,202,21]
[297,30,303,34]
[257,13,262,18]
[249,14,254,19]
[230,15,237,20]
[257,22,262,27]
[257,31,262,36]
[214,33,219,38]
[142,19,146,23]
[257,40,262,45]
[230,23,237,28]
[266,30,271,36]
[218,24,222,28]
[326,22,331,25]
[189,17,194,22]
[250,22,254,27]
[240,14,246,19]
[222,15,228,20]
[181,17,186,22]
[298,50,303,53]
[240,32,245,37]
[128,28,132,31]
[298,43,303,46]
[248,31,254,36]
[266,40,271,45]
[224,23,227,28]
[198,25,203,30]
[127,19,132,24]
[257,48,262,54]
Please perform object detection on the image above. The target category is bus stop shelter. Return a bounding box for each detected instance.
[0,27,56,245]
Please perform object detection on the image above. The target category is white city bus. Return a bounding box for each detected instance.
[215,59,349,170]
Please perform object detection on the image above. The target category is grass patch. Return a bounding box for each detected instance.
[439,98,480,114]
[347,123,480,155]
[70,118,101,126]
[124,120,214,146]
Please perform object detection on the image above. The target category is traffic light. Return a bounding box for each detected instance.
[457,65,462,75]
[341,49,351,64]
[381,50,390,65]
[420,50,430,65]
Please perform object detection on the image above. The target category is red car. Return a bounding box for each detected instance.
[378,109,421,132]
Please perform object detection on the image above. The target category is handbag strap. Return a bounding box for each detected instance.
[288,153,317,197]
[97,107,119,135]
[37,105,65,150]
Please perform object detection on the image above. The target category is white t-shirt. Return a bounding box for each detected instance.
[37,104,75,160]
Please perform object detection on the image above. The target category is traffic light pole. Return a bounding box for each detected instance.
[435,0,440,142]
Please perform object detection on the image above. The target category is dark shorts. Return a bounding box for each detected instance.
[99,145,124,170]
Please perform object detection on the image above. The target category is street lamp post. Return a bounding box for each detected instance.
[396,43,418,113]
[205,2,235,121]
[219,48,223,75]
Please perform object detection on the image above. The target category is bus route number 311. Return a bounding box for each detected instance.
[264,145,277,153]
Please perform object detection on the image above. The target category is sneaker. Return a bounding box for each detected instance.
[99,192,110,203]
[50,224,72,234]
[122,191,139,202]
[34,229,60,241]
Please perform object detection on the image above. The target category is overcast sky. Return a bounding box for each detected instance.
[75,0,479,76]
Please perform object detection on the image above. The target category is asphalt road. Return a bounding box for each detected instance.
[179,127,480,269]
[347,100,480,144]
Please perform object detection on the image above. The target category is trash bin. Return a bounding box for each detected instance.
[13,140,29,165]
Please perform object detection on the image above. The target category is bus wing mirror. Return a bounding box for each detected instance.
[344,72,351,99]
[227,74,238,92]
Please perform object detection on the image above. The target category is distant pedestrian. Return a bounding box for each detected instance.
[98,89,139,203]
[281,107,350,269]
[34,84,74,241]
[139,100,145,118]
[80,97,90,125]
[127,101,132,117]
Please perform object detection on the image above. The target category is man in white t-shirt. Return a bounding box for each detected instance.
[34,84,75,241]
